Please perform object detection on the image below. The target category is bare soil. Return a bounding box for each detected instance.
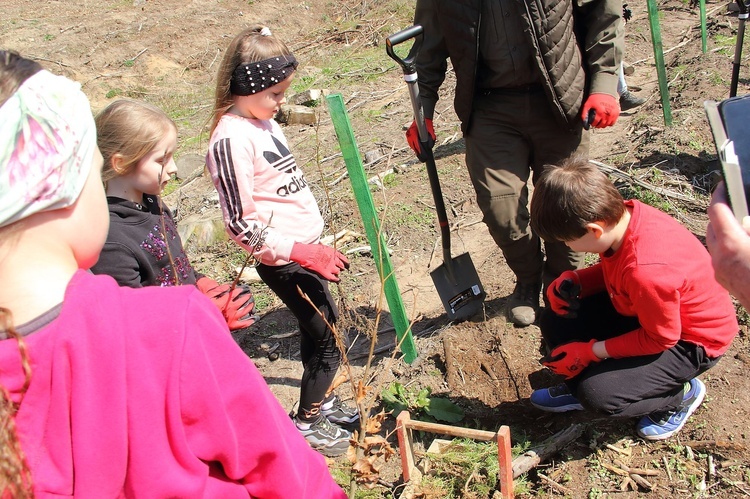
[4,0,750,497]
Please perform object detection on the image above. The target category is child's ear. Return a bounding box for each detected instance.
[585,222,606,239]
[110,154,126,175]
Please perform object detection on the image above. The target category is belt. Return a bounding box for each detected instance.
[479,83,544,95]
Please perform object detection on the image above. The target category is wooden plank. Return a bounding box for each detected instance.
[497,425,514,499]
[402,418,497,441]
[396,412,416,482]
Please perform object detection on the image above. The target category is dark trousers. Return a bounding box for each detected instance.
[539,292,719,417]
[465,88,588,288]
[257,262,341,418]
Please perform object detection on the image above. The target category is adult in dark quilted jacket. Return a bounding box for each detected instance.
[410,0,624,326]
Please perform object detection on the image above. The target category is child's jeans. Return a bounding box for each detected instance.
[539,292,719,418]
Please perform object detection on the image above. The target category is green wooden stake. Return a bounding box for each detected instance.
[700,0,707,53]
[326,93,418,363]
[647,0,673,126]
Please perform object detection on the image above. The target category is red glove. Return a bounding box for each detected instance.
[196,277,257,331]
[406,119,436,162]
[581,93,620,129]
[546,270,582,318]
[289,243,350,282]
[222,285,257,330]
[543,340,600,380]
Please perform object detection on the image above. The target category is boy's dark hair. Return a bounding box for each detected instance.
[531,156,625,242]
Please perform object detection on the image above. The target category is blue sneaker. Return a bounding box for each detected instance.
[530,384,584,412]
[636,378,706,441]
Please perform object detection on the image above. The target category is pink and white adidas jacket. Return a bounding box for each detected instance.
[206,114,324,266]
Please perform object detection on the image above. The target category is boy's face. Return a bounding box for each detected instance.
[563,222,610,254]
[231,74,294,120]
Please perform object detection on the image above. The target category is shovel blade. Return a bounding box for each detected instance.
[430,252,486,321]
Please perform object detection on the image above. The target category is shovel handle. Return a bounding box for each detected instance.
[386,25,430,142]
[387,25,452,266]
[386,25,423,75]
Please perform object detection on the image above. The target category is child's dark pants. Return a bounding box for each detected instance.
[257,262,341,419]
[539,292,719,418]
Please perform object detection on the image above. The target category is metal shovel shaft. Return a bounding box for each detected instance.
[731,4,748,97]
[386,24,454,279]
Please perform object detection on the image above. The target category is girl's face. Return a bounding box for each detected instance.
[72,146,110,269]
[231,74,294,120]
[131,125,178,197]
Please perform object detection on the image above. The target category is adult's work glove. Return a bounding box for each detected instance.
[290,242,350,282]
[406,118,436,162]
[196,277,257,330]
[546,270,582,318]
[542,339,600,380]
[581,93,620,129]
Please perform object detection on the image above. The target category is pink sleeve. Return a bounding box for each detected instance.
[177,292,346,498]
[211,138,296,262]
[604,267,683,358]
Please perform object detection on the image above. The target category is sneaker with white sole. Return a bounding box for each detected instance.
[530,383,584,412]
[295,415,351,457]
[321,396,360,426]
[636,378,706,441]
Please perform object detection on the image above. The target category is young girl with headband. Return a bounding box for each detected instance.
[90,98,256,331]
[0,50,345,498]
[206,26,357,457]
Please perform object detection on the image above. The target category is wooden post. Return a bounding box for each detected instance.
[497,425,514,497]
[395,411,514,498]
[646,0,673,126]
[396,412,416,482]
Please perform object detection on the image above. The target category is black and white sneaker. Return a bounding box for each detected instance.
[295,415,351,457]
[321,396,360,426]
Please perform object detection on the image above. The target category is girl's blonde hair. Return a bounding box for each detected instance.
[209,25,293,135]
[0,49,38,499]
[95,99,177,184]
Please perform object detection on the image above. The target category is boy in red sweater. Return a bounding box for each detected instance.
[528,156,738,440]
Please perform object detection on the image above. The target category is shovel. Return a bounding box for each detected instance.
[386,25,486,321]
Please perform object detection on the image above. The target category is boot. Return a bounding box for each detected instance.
[507,281,541,327]
[619,90,645,111]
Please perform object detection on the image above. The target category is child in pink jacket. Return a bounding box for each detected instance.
[0,50,345,499]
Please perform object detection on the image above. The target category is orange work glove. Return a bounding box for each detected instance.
[543,340,600,380]
[196,277,257,331]
[405,118,436,162]
[581,93,620,129]
[289,243,350,282]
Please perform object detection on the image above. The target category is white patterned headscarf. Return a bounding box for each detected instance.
[0,70,96,227]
